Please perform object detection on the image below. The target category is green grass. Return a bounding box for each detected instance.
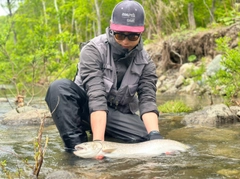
[158,100,192,113]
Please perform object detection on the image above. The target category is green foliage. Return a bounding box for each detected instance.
[188,55,197,62]
[0,159,27,178]
[0,2,81,101]
[187,0,233,27]
[0,0,121,100]
[190,58,206,82]
[158,100,192,113]
[208,37,240,104]
[0,160,9,177]
[217,9,240,26]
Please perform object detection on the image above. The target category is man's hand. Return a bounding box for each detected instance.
[148,130,163,140]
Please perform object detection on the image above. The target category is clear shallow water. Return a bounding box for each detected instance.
[0,94,240,178]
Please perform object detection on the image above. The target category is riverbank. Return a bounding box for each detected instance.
[144,23,240,107]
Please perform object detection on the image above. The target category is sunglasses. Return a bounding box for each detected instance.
[113,32,141,41]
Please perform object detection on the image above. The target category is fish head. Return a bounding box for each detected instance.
[73,141,103,158]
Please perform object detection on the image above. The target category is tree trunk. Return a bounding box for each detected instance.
[71,7,75,33]
[188,3,196,30]
[94,0,101,35]
[203,0,215,23]
[41,0,47,25]
[7,0,17,43]
[210,0,216,23]
[54,0,64,55]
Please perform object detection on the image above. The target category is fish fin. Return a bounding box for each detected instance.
[165,150,180,155]
[102,148,116,153]
[95,155,105,160]
[165,151,173,155]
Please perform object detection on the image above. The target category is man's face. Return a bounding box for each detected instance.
[113,31,141,51]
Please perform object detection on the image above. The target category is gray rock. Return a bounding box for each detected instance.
[175,75,185,88]
[0,98,8,102]
[229,106,240,117]
[179,63,196,78]
[156,79,162,88]
[179,79,199,94]
[1,106,53,125]
[206,54,223,76]
[181,104,240,127]
[165,86,178,94]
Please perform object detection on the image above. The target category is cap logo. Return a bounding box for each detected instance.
[122,12,135,18]
[122,12,136,23]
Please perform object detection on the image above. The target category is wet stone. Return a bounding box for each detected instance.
[1,106,53,125]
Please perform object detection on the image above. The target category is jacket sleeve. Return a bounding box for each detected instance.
[78,43,108,114]
[138,53,159,118]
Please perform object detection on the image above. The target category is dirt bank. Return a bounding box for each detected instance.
[145,23,240,74]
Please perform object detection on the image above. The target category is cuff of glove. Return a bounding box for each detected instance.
[148,130,163,140]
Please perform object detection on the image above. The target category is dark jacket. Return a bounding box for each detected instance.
[74,28,159,118]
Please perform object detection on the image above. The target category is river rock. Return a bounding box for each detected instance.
[179,78,199,94]
[1,106,53,125]
[175,75,185,88]
[179,63,196,78]
[206,54,223,76]
[181,104,240,127]
[0,97,8,102]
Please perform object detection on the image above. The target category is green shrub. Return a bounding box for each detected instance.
[158,100,192,113]
[207,36,240,105]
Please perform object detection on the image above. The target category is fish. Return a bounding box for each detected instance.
[73,139,190,159]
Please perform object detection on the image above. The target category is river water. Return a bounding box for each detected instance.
[0,93,240,179]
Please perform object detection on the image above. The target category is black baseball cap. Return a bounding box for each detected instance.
[110,0,145,33]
